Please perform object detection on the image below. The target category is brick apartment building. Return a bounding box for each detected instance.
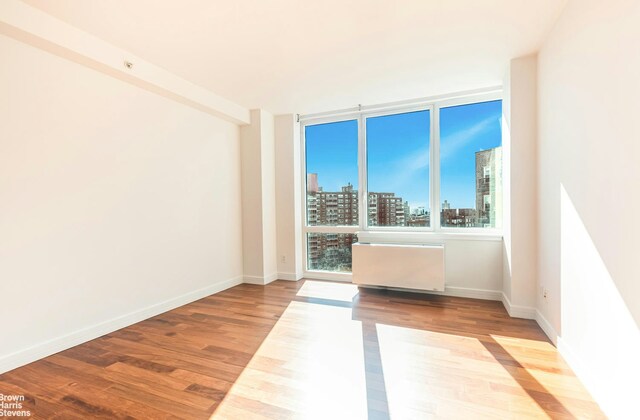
[306,179,408,269]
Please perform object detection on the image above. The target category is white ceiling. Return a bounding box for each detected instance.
[22,0,566,115]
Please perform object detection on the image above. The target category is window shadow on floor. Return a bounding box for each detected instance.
[347,286,584,419]
[295,283,586,419]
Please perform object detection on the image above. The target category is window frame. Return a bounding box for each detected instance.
[300,89,503,280]
[361,104,435,232]
[301,114,361,281]
[436,92,503,235]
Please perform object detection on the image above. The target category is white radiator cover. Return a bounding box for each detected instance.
[352,242,445,291]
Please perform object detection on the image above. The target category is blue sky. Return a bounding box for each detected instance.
[367,110,430,208]
[305,120,359,191]
[305,100,502,210]
[440,100,502,208]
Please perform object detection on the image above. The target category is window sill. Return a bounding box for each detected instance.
[356,230,503,244]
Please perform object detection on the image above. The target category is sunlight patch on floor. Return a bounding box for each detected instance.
[375,323,551,419]
[488,334,596,418]
[295,280,360,303]
[212,300,368,419]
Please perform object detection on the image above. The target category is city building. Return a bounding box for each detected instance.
[440,146,502,228]
[307,232,355,271]
[475,147,503,228]
[307,184,409,228]
[307,172,319,193]
[307,182,358,227]
[406,213,429,227]
[441,208,478,227]
[306,182,358,269]
[369,192,405,226]
[307,181,412,265]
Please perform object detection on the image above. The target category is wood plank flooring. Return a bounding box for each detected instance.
[0,280,604,419]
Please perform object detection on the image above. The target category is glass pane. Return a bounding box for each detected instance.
[366,110,430,227]
[307,233,357,272]
[305,120,359,226]
[440,100,502,228]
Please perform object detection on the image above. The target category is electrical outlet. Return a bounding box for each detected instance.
[543,288,548,300]
[281,255,286,264]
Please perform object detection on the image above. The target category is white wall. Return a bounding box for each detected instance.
[275,115,303,281]
[502,55,539,315]
[0,35,244,372]
[537,0,640,417]
[240,110,265,280]
[240,109,278,284]
[261,113,278,280]
[501,65,513,304]
[445,240,503,297]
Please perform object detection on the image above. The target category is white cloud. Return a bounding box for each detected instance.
[369,115,498,200]
[370,147,429,195]
[402,148,430,172]
[440,115,498,160]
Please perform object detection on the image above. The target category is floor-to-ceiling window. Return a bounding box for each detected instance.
[301,91,502,278]
[304,119,359,273]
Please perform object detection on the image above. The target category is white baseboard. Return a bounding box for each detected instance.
[243,273,278,285]
[0,275,243,375]
[242,275,263,285]
[501,292,536,319]
[277,272,303,281]
[441,286,502,301]
[535,309,558,345]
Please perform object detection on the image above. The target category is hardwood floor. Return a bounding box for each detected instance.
[0,280,604,419]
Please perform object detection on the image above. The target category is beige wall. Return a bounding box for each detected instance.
[261,112,278,280]
[240,109,278,284]
[275,115,303,280]
[502,55,539,315]
[537,0,640,416]
[0,34,244,371]
[240,110,265,280]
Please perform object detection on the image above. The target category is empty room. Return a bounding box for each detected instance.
[1,0,638,418]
